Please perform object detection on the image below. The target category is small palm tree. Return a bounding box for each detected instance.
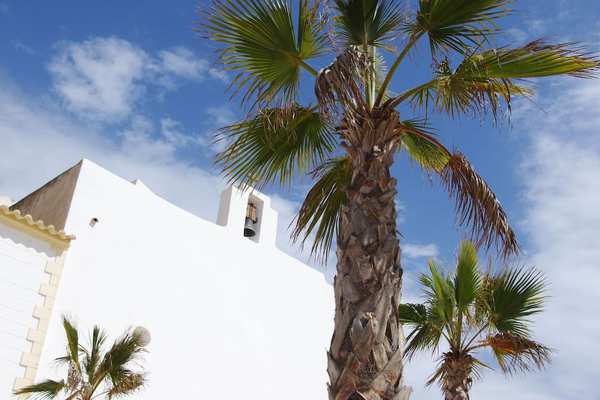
[200,1,596,398]
[14,316,150,400]
[398,241,550,400]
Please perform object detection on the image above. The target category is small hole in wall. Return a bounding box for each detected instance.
[90,217,99,227]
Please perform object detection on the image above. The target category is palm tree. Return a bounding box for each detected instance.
[14,316,150,400]
[199,1,597,398]
[398,241,550,400]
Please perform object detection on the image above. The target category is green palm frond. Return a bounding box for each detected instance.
[398,119,449,172]
[333,0,405,47]
[14,380,66,399]
[467,40,600,79]
[292,157,350,261]
[440,153,519,258]
[216,105,336,188]
[399,303,444,359]
[201,0,325,105]
[62,316,81,371]
[486,267,546,337]
[393,41,598,117]
[454,240,481,310]
[425,260,455,325]
[83,325,107,382]
[97,331,147,384]
[485,333,551,374]
[409,0,512,55]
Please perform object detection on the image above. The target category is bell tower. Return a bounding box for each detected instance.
[216,186,278,247]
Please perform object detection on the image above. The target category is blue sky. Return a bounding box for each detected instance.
[1,1,599,399]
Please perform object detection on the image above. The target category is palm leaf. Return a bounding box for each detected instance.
[440,153,518,258]
[83,325,107,383]
[292,157,350,261]
[484,333,551,374]
[408,0,512,55]
[467,40,600,79]
[62,316,81,372]
[333,0,405,47]
[398,119,449,172]
[107,371,145,399]
[454,240,481,310]
[202,0,325,105]
[392,41,598,117]
[97,331,147,385]
[14,380,66,399]
[315,47,371,118]
[216,105,336,188]
[487,267,546,337]
[426,259,455,325]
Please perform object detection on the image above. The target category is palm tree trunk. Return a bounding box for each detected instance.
[327,109,411,400]
[441,353,473,400]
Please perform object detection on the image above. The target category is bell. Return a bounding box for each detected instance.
[243,217,256,237]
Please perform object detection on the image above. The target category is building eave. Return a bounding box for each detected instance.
[0,205,75,245]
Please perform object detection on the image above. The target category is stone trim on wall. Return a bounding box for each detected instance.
[13,248,69,392]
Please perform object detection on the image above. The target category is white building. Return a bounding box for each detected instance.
[0,159,333,399]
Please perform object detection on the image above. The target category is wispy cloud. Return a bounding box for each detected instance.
[12,40,34,55]
[402,243,439,260]
[47,37,226,122]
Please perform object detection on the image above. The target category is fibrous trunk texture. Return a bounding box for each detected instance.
[441,353,473,400]
[328,109,411,400]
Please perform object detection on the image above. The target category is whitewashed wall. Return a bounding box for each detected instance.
[0,221,58,397]
[36,160,334,399]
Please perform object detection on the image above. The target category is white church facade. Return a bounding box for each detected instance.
[0,159,333,399]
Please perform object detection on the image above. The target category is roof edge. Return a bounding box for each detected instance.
[0,205,75,243]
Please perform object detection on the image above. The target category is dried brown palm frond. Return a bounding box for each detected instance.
[315,47,371,119]
[484,333,551,375]
[440,153,518,258]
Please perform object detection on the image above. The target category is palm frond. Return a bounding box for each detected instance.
[333,0,406,47]
[394,41,598,117]
[292,157,350,261]
[454,240,481,310]
[216,105,336,188]
[97,331,147,384]
[467,40,600,79]
[315,47,370,118]
[62,316,81,371]
[408,0,512,55]
[487,268,546,337]
[83,325,107,382]
[398,119,450,172]
[440,153,518,258]
[399,303,444,359]
[14,380,66,399]
[107,372,145,399]
[202,0,326,105]
[401,58,531,119]
[485,333,551,374]
[426,259,455,325]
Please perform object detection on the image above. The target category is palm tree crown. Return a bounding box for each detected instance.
[14,316,149,400]
[201,0,598,260]
[398,241,550,399]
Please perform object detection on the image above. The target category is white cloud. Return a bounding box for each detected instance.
[158,47,226,82]
[402,243,439,260]
[47,37,225,122]
[160,117,208,148]
[49,37,149,121]
[12,41,35,55]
